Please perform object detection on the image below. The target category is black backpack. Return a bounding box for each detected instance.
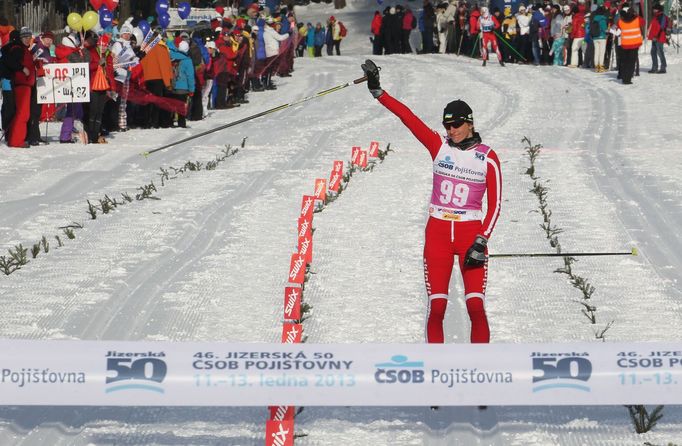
[590,15,601,38]
[411,14,417,29]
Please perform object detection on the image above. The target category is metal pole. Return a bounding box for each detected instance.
[141,75,369,157]
[490,247,638,258]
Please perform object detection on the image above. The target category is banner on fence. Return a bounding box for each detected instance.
[1,341,681,406]
[37,63,90,104]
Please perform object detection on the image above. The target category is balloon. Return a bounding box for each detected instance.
[177,2,191,20]
[138,19,150,36]
[89,0,103,10]
[158,12,171,29]
[67,12,83,32]
[104,0,119,11]
[99,6,113,28]
[155,0,169,16]
[82,10,100,31]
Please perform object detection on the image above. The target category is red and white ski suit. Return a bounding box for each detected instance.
[479,14,503,62]
[377,91,502,344]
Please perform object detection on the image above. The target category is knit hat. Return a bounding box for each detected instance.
[120,24,133,35]
[443,100,473,124]
[41,31,55,41]
[19,27,32,38]
[178,40,189,53]
[205,40,216,49]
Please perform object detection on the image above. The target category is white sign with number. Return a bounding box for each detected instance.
[37,63,90,104]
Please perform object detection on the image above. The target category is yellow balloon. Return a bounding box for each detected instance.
[82,11,99,31]
[67,12,83,32]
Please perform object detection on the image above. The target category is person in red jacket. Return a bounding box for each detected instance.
[469,6,481,56]
[371,11,383,55]
[401,7,415,53]
[646,3,668,74]
[6,27,36,148]
[361,60,502,344]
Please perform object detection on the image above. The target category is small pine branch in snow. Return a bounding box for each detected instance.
[55,236,63,247]
[594,320,614,341]
[241,137,247,148]
[86,200,98,219]
[63,228,76,240]
[377,142,392,161]
[158,168,170,187]
[10,244,29,266]
[626,405,664,434]
[31,243,40,259]
[40,236,49,253]
[0,256,18,275]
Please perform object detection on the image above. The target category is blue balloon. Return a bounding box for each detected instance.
[155,0,169,16]
[138,19,150,36]
[177,2,191,20]
[99,6,113,29]
[158,12,171,29]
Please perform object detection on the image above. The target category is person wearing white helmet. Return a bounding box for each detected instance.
[516,4,531,62]
[110,21,138,131]
[478,6,504,66]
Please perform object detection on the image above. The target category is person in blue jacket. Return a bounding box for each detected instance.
[314,22,326,57]
[306,23,315,57]
[168,40,195,128]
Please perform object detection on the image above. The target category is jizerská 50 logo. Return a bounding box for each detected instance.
[532,352,592,393]
[374,355,425,384]
[105,351,168,394]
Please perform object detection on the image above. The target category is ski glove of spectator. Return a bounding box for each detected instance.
[361,59,383,98]
[464,235,488,267]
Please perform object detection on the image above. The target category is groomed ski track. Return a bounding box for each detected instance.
[0,1,681,444]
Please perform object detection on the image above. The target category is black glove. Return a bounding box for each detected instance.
[464,235,488,267]
[360,59,383,98]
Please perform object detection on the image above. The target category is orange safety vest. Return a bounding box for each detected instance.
[618,18,643,48]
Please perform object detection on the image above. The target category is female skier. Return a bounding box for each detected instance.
[360,60,502,344]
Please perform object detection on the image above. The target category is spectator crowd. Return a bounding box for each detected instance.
[0,3,314,148]
[370,0,673,83]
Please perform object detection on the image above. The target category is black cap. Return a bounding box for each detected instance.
[443,100,473,124]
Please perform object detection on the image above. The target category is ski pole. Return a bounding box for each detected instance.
[493,31,527,62]
[470,33,482,58]
[490,247,638,258]
[141,75,369,157]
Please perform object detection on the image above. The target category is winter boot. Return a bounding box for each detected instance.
[499,59,505,67]
[482,59,487,67]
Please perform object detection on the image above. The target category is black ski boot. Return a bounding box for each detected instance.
[482,59,487,67]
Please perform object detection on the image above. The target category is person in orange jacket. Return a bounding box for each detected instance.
[616,4,643,84]
[140,32,173,128]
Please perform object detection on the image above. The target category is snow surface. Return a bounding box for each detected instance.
[1,0,681,444]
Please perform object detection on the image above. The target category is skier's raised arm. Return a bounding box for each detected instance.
[360,59,442,159]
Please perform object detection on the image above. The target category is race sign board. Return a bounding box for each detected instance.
[1,340,682,406]
[37,63,90,104]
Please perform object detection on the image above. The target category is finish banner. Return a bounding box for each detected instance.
[0,341,681,406]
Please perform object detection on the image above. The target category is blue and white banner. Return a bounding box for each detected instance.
[0,341,680,406]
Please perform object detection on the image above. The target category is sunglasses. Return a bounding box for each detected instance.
[443,119,469,130]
